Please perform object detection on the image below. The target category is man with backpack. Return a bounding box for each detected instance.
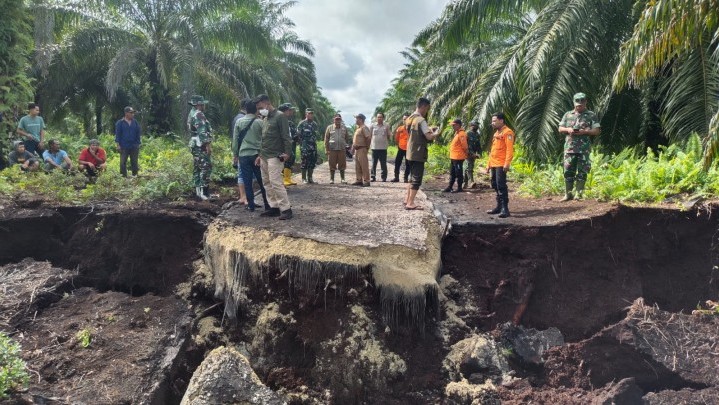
[236,100,271,212]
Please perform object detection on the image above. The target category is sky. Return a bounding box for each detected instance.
[286,0,450,123]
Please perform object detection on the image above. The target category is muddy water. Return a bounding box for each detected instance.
[1,204,718,403]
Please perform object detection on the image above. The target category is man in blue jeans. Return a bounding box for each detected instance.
[236,100,270,211]
[114,106,141,177]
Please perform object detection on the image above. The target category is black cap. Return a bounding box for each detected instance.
[124,106,135,113]
[278,103,294,112]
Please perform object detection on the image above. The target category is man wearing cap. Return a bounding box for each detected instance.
[558,92,601,200]
[16,103,46,155]
[391,113,410,183]
[297,109,319,184]
[351,113,372,186]
[278,103,299,186]
[187,95,202,134]
[444,119,468,193]
[7,141,40,172]
[464,121,482,189]
[189,97,213,200]
[114,106,141,177]
[236,100,271,212]
[369,112,392,182]
[404,98,439,210]
[254,94,293,220]
[78,139,107,178]
[324,113,351,184]
[486,112,514,218]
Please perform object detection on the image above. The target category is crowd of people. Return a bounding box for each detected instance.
[6,92,599,220]
[5,102,141,180]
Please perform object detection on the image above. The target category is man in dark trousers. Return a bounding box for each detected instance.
[114,106,141,177]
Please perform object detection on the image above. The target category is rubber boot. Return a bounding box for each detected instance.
[301,168,308,184]
[196,186,208,201]
[560,180,574,202]
[486,195,502,214]
[260,207,281,217]
[575,180,585,200]
[329,171,335,184]
[340,170,346,184]
[307,168,315,184]
[283,168,296,186]
[498,199,510,218]
[279,208,293,220]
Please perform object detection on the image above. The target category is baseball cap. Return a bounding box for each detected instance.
[188,95,202,106]
[278,103,294,112]
[305,108,314,114]
[354,113,366,120]
[124,106,135,113]
[573,92,587,104]
[333,113,342,119]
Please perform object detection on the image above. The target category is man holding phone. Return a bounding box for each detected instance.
[558,92,601,201]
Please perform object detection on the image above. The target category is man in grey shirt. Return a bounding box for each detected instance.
[369,112,391,182]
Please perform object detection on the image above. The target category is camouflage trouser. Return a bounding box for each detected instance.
[563,152,591,182]
[284,141,297,169]
[300,145,317,170]
[191,147,212,187]
[464,157,476,184]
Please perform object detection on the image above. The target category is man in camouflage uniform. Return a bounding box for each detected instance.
[558,92,601,200]
[189,96,213,200]
[279,103,299,186]
[186,95,201,134]
[297,108,319,183]
[463,121,482,189]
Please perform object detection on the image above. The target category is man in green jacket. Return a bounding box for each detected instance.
[254,94,293,220]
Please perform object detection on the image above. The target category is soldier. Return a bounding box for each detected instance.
[186,95,201,133]
[324,113,351,184]
[557,92,601,200]
[278,103,299,186]
[189,96,213,200]
[464,121,482,189]
[297,108,319,183]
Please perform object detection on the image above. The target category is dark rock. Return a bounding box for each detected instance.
[498,322,564,364]
[591,378,643,405]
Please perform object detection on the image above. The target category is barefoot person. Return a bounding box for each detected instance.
[404,97,438,210]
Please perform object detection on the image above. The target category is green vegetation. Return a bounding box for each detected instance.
[75,328,92,348]
[0,131,235,204]
[0,332,29,399]
[378,0,719,165]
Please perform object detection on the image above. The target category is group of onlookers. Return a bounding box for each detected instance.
[5,103,140,179]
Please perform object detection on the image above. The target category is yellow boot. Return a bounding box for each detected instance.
[283,168,297,186]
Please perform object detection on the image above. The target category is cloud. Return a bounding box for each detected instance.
[286,0,449,122]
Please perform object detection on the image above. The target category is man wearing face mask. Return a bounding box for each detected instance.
[254,94,293,220]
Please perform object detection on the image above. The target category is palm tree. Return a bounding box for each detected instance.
[37,0,317,134]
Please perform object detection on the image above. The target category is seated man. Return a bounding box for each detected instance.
[78,139,107,177]
[7,141,40,172]
[42,139,73,171]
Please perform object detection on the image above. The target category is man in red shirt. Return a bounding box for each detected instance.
[78,139,107,178]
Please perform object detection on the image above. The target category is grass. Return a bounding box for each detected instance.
[0,332,28,399]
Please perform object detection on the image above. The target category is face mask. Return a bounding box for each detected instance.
[259,109,269,117]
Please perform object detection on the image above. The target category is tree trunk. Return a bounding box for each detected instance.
[147,53,172,135]
[95,95,103,135]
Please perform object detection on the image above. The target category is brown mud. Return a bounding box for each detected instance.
[0,170,718,404]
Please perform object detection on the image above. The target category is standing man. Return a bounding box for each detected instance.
[324,113,351,184]
[189,97,213,200]
[464,121,482,189]
[391,113,410,183]
[558,92,601,201]
[444,119,468,193]
[297,109,319,184]
[187,95,201,134]
[114,106,141,177]
[279,103,299,186]
[369,112,391,182]
[351,113,372,186]
[254,94,293,220]
[404,98,439,210]
[486,112,515,218]
[16,103,46,155]
[237,100,271,212]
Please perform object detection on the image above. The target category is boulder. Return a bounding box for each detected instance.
[498,322,564,364]
[443,334,511,384]
[181,346,286,405]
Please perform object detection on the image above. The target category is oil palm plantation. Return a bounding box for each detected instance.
[379,0,719,163]
[36,0,319,133]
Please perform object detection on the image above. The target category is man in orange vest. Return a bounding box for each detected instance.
[486,112,515,218]
[391,113,410,183]
[443,119,469,193]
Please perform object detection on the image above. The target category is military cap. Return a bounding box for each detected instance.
[573,92,587,105]
[278,103,295,112]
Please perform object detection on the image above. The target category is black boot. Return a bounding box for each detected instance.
[260,207,281,217]
[498,199,510,218]
[486,195,502,214]
[203,186,210,197]
[279,209,293,220]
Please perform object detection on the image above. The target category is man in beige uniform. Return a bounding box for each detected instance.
[324,113,351,184]
[351,113,372,186]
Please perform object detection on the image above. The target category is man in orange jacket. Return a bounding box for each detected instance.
[486,112,514,218]
[391,113,410,183]
[444,119,469,193]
